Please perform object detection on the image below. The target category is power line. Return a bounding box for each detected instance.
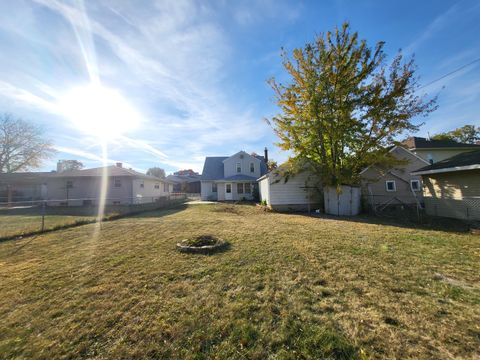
[418,56,480,90]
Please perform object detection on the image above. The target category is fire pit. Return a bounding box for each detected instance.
[176,235,228,254]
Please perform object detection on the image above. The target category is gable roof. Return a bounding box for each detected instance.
[52,166,164,181]
[412,150,480,175]
[0,172,55,185]
[403,136,480,150]
[166,174,201,183]
[359,146,429,176]
[0,166,168,185]
[201,154,268,181]
[201,157,229,180]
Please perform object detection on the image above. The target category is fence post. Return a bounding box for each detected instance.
[41,201,46,232]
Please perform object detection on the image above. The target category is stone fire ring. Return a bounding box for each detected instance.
[176,238,228,254]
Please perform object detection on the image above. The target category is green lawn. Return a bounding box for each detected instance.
[0,203,479,359]
[0,214,95,239]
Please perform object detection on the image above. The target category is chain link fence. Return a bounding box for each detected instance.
[0,193,188,240]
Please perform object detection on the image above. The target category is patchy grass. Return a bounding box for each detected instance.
[0,203,479,359]
[0,214,95,239]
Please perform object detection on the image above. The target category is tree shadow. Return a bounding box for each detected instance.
[295,211,472,234]
[129,204,189,218]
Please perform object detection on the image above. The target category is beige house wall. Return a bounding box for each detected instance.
[360,147,427,206]
[422,169,480,220]
[412,149,476,164]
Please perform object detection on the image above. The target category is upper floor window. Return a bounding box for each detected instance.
[114,178,122,188]
[139,181,144,188]
[154,183,160,189]
[212,183,217,193]
[385,180,396,192]
[250,163,254,173]
[410,180,421,192]
[236,162,241,173]
[66,180,73,189]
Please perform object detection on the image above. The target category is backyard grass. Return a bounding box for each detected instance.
[0,214,95,239]
[0,203,479,359]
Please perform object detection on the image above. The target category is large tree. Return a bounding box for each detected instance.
[146,166,166,178]
[431,125,479,144]
[57,159,84,172]
[268,23,437,186]
[0,113,55,173]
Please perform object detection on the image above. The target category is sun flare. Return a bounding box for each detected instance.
[58,83,141,140]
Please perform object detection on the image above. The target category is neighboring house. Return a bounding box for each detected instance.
[411,150,480,221]
[360,146,429,208]
[1,163,173,206]
[258,169,322,211]
[166,173,201,193]
[403,136,480,164]
[45,163,173,205]
[0,172,51,203]
[200,150,267,201]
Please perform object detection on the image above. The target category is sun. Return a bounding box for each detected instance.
[57,83,141,140]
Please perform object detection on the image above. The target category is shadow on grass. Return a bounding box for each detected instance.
[0,203,189,243]
[294,211,472,234]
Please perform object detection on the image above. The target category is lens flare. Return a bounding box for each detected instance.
[57,83,141,141]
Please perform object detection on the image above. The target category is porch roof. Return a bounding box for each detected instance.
[216,175,258,182]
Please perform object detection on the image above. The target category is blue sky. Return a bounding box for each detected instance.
[0,0,479,174]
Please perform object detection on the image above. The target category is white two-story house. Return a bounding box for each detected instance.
[200,150,268,201]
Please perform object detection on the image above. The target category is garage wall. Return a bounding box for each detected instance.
[263,171,322,210]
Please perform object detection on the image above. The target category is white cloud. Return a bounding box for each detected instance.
[0,0,274,173]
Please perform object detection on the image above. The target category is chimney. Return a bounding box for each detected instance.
[116,162,123,168]
[264,147,269,164]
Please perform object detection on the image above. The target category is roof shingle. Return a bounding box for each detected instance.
[412,150,480,174]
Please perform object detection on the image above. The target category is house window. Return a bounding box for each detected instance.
[66,180,73,189]
[244,183,251,194]
[113,201,121,205]
[114,178,122,187]
[411,179,421,192]
[237,183,244,194]
[212,183,217,193]
[164,183,168,192]
[385,180,396,192]
[250,163,254,173]
[236,162,241,173]
[140,181,144,188]
[83,200,92,206]
[154,183,160,189]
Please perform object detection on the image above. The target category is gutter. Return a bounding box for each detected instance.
[411,164,480,176]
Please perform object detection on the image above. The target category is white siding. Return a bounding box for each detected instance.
[269,172,318,205]
[45,176,133,205]
[132,178,169,203]
[260,171,321,210]
[259,177,270,204]
[201,181,218,201]
[223,151,262,179]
